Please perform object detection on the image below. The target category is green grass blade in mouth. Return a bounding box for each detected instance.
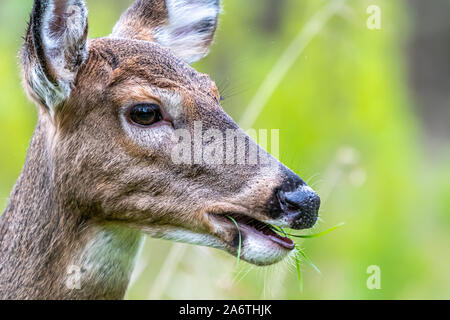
[226,215,242,266]
[284,222,345,239]
[280,227,289,237]
[294,244,303,293]
[297,247,321,274]
[268,224,286,235]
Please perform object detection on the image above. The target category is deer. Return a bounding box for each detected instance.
[0,0,320,300]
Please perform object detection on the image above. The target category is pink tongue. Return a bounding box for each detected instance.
[268,235,295,250]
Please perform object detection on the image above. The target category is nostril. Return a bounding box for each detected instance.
[284,191,309,211]
[279,189,319,211]
[277,190,297,211]
[285,198,301,211]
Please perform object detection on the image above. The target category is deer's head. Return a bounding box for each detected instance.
[20,0,320,266]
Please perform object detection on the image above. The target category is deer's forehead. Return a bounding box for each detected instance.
[87,38,216,93]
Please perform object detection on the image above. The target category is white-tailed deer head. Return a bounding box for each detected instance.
[1,0,320,299]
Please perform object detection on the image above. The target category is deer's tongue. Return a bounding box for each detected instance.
[267,234,295,250]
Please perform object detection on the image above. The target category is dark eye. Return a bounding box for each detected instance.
[129,104,162,126]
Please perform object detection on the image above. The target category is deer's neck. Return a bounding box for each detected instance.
[0,117,144,300]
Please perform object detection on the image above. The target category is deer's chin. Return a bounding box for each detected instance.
[140,215,295,266]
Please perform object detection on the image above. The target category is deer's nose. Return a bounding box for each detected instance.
[277,187,320,229]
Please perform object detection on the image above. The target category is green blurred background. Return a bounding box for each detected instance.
[1,0,449,299]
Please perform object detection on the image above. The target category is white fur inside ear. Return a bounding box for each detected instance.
[37,1,88,110]
[28,65,67,117]
[155,0,221,63]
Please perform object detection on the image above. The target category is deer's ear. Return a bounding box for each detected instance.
[112,0,221,64]
[21,0,88,114]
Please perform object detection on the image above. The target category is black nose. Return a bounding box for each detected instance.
[277,187,320,229]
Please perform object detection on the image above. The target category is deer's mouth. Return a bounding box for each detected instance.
[224,213,295,249]
[210,213,296,266]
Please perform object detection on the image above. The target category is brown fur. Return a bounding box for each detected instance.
[0,0,318,300]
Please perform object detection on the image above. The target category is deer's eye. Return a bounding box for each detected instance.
[129,104,162,127]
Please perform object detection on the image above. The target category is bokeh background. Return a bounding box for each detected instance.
[1,0,449,299]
